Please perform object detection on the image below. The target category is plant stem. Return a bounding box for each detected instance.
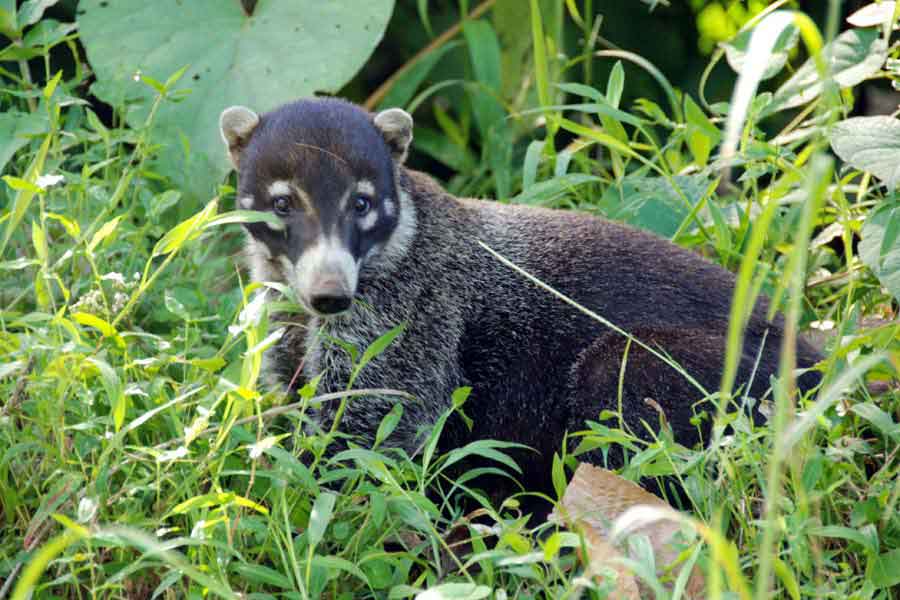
[364,0,498,111]
[16,48,36,112]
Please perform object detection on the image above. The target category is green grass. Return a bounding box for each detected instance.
[2,1,900,598]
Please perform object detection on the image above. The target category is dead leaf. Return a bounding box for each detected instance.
[579,524,641,599]
[549,463,706,598]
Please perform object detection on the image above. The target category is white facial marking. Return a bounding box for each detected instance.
[359,209,379,231]
[293,236,359,310]
[356,179,375,197]
[268,180,291,198]
[382,197,395,218]
[380,190,417,266]
[267,180,316,217]
[239,196,254,209]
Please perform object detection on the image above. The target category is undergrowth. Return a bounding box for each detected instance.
[1,1,899,598]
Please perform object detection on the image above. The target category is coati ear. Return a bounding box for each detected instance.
[373,108,414,164]
[219,106,260,169]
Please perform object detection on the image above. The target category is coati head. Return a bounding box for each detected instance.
[219,98,415,316]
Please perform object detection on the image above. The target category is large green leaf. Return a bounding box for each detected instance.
[763,28,887,116]
[859,199,900,303]
[78,0,394,201]
[830,116,900,190]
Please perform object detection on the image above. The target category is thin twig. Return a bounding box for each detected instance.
[16,51,36,112]
[363,0,498,111]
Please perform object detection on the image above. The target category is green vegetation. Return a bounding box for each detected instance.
[1,0,899,598]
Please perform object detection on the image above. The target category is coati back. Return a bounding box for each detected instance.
[219,97,821,494]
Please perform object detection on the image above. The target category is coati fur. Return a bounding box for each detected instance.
[219,97,821,497]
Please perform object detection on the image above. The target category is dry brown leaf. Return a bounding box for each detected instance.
[578,521,641,599]
[549,463,706,598]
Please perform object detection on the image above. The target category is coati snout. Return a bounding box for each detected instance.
[219,100,414,316]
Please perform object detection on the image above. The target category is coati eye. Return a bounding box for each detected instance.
[353,195,372,216]
[272,195,292,216]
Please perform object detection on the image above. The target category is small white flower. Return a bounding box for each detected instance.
[112,292,129,312]
[157,446,188,463]
[158,340,171,351]
[104,431,114,440]
[77,496,98,523]
[132,70,142,82]
[811,319,836,331]
[248,436,278,459]
[155,527,175,537]
[36,174,65,190]
[71,289,103,314]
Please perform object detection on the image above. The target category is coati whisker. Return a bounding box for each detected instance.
[292,141,351,170]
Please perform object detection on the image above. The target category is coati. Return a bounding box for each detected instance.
[219,97,821,496]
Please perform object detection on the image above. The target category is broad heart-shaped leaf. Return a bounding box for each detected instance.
[722,23,799,81]
[859,199,900,302]
[78,0,394,203]
[763,28,887,116]
[830,116,900,190]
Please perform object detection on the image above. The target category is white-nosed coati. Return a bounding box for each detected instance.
[219,97,821,497]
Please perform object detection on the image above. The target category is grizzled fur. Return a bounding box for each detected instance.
[221,98,821,492]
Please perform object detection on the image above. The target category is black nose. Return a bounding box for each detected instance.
[310,294,352,315]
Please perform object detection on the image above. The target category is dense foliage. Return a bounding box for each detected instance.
[1,0,898,598]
